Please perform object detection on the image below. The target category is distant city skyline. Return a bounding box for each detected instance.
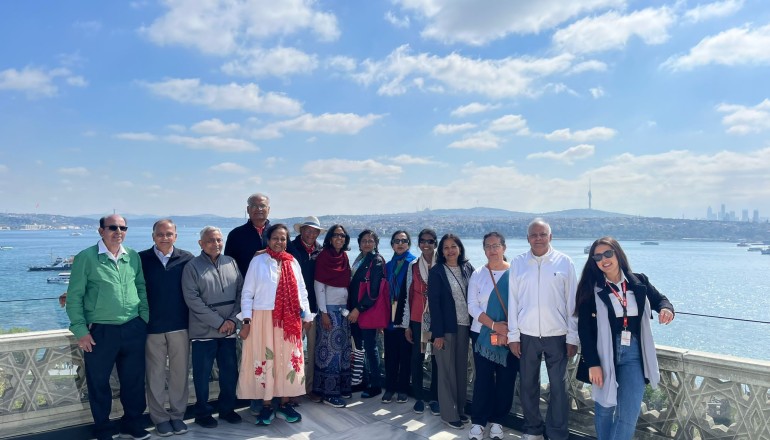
[2,2,770,220]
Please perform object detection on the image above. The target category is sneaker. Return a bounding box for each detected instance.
[396,393,408,403]
[307,392,323,403]
[341,392,352,399]
[219,411,242,424]
[468,424,484,440]
[155,421,173,437]
[413,399,425,414]
[276,404,302,423]
[119,428,151,440]
[194,415,217,429]
[381,391,394,403]
[170,419,188,435]
[490,423,504,440]
[324,396,347,408]
[459,414,470,424]
[256,406,275,426]
[522,434,545,440]
[443,419,464,429]
[361,387,381,398]
[429,400,440,415]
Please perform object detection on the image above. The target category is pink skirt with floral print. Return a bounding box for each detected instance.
[237,310,306,400]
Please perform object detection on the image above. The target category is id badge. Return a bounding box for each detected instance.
[620,330,631,346]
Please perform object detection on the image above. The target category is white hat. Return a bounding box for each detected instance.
[293,216,326,234]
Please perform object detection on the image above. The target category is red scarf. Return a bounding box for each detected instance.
[267,247,302,344]
[314,248,351,287]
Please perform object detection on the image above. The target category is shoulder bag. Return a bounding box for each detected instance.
[358,256,390,329]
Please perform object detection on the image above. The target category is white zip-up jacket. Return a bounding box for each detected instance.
[506,247,578,345]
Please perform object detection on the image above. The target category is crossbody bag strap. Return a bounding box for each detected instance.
[487,266,507,319]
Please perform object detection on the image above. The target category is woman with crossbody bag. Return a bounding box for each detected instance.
[467,232,520,440]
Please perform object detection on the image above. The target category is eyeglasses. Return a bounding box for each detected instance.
[528,232,549,239]
[105,225,128,232]
[392,239,410,245]
[154,232,175,238]
[419,239,436,245]
[331,233,346,239]
[591,249,615,262]
[484,243,503,250]
[360,239,376,244]
[249,204,269,211]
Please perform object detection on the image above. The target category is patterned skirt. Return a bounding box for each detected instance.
[312,308,352,397]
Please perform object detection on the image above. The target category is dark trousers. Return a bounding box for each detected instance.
[470,331,519,426]
[384,327,412,393]
[191,338,238,418]
[360,328,381,389]
[409,320,438,401]
[84,317,147,438]
[519,334,569,440]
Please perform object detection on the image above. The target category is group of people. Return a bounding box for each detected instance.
[64,192,675,440]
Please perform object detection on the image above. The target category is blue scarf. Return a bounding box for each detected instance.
[387,251,416,301]
[474,269,510,366]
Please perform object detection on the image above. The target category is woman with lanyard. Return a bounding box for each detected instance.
[380,230,417,403]
[576,237,674,440]
[313,224,353,408]
[428,233,475,429]
[402,228,441,415]
[466,232,519,440]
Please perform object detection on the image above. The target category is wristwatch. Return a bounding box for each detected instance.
[242,318,251,325]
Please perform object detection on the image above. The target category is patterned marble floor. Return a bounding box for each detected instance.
[137,394,524,440]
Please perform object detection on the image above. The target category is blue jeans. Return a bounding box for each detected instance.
[595,334,645,440]
[191,338,238,418]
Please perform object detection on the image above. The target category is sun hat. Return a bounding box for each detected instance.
[293,216,326,234]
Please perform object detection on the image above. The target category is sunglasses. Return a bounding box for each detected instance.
[419,239,436,245]
[105,225,128,232]
[392,239,410,245]
[331,233,346,239]
[591,249,615,262]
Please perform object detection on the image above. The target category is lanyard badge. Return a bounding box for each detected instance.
[607,281,632,346]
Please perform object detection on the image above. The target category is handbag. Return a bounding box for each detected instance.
[488,267,508,346]
[357,256,390,329]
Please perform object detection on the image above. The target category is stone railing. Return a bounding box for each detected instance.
[2,331,769,439]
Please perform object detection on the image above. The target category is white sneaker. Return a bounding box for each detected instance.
[522,434,544,440]
[468,424,484,440]
[490,423,504,439]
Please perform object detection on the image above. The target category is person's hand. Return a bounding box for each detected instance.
[347,308,360,324]
[405,327,413,344]
[659,308,674,325]
[219,320,236,335]
[492,321,508,336]
[589,366,604,387]
[78,334,95,353]
[240,323,251,340]
[303,321,313,332]
[509,341,521,358]
[433,337,445,350]
[566,343,578,358]
[321,313,332,330]
[58,292,67,308]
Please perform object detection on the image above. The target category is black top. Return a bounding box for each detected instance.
[348,253,385,312]
[139,246,195,334]
[287,235,322,313]
[224,219,271,277]
[427,261,474,338]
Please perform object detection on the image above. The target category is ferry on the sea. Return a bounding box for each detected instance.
[46,272,70,284]
[28,256,74,271]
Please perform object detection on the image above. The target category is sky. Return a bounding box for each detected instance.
[1,0,770,220]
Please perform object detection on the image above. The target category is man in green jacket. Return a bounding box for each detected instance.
[65,214,150,440]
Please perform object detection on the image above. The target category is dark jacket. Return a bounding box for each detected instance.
[578,272,673,375]
[139,246,194,334]
[348,253,386,312]
[224,219,271,277]
[427,261,474,338]
[287,235,321,313]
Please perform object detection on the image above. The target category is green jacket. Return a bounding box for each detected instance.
[66,244,149,339]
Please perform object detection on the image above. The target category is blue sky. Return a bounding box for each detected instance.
[2,0,770,220]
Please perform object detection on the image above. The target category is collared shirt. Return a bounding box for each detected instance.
[153,245,174,268]
[97,239,127,263]
[605,270,639,317]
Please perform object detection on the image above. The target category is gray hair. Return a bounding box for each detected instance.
[247,193,270,206]
[152,218,176,233]
[527,218,551,235]
[199,226,221,239]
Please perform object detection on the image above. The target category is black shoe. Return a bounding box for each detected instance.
[341,392,352,399]
[396,393,408,403]
[443,419,464,429]
[170,419,188,434]
[361,387,381,398]
[459,415,470,424]
[413,399,425,414]
[195,415,218,428]
[429,400,440,415]
[381,391,394,403]
[118,428,151,440]
[219,411,242,424]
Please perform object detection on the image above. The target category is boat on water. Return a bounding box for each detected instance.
[761,248,770,255]
[747,247,763,252]
[70,232,82,236]
[0,246,12,250]
[46,272,70,284]
[640,241,659,245]
[28,256,74,271]
[737,241,750,247]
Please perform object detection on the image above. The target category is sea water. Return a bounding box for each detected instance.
[1,227,768,361]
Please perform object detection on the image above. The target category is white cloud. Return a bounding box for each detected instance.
[389,154,442,165]
[165,135,258,152]
[527,144,595,164]
[141,0,340,55]
[385,11,410,28]
[543,126,617,142]
[0,66,85,98]
[326,56,357,72]
[450,102,501,117]
[589,86,605,99]
[264,113,383,136]
[166,124,186,133]
[489,114,530,135]
[393,0,624,45]
[209,162,249,174]
[433,123,476,135]
[354,45,584,99]
[58,167,90,176]
[114,132,158,141]
[191,118,240,135]
[222,47,318,77]
[264,157,284,168]
[553,7,675,54]
[115,180,134,188]
[716,99,770,135]
[142,78,302,115]
[302,159,402,176]
[448,131,502,150]
[684,0,744,23]
[662,23,770,71]
[569,60,608,74]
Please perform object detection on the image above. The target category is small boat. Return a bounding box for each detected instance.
[737,241,749,247]
[640,241,659,246]
[70,232,82,236]
[29,256,74,271]
[747,247,762,252]
[0,246,12,250]
[46,272,70,284]
[761,248,770,255]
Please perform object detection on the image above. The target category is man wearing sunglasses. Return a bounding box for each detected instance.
[66,214,151,440]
